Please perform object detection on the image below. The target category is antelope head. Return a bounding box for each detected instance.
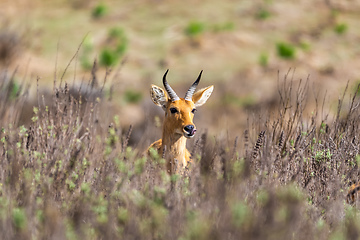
[150,70,214,140]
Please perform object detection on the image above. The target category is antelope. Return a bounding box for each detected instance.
[347,182,360,204]
[148,69,214,174]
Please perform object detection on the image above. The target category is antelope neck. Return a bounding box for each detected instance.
[161,130,187,165]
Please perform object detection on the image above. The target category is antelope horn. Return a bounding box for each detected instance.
[184,70,203,101]
[163,69,180,101]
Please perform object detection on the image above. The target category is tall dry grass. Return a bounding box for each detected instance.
[1,67,360,239]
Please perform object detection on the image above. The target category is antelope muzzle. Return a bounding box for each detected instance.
[184,124,196,138]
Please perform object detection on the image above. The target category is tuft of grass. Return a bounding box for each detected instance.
[110,27,128,56]
[255,8,271,20]
[99,48,118,67]
[334,23,348,35]
[92,3,108,19]
[123,89,143,104]
[12,208,27,230]
[184,21,206,37]
[259,52,269,67]
[276,42,296,59]
[99,27,128,67]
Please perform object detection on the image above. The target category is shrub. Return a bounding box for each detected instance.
[184,21,205,37]
[92,3,108,19]
[334,23,348,35]
[110,27,128,56]
[256,8,271,20]
[99,27,128,67]
[12,208,27,230]
[276,42,296,59]
[1,69,360,239]
[99,48,118,67]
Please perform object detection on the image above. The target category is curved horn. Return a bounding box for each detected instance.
[163,69,180,101]
[184,70,203,101]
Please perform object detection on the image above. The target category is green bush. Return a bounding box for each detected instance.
[80,28,128,69]
[184,21,205,37]
[12,208,27,230]
[92,3,108,19]
[99,27,128,67]
[99,48,118,67]
[334,23,348,35]
[109,27,125,39]
[256,8,271,20]
[109,27,128,56]
[276,42,296,59]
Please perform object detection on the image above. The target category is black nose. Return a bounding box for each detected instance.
[184,125,195,134]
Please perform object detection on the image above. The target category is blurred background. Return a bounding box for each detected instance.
[1,0,360,148]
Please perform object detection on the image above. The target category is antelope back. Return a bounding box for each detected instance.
[347,182,360,204]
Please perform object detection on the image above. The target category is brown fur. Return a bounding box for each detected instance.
[148,98,197,174]
[148,74,213,174]
[347,182,360,204]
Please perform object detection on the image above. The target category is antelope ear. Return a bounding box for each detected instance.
[192,85,214,107]
[150,84,168,110]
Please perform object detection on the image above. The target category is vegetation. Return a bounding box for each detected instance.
[99,27,128,67]
[1,68,360,239]
[334,23,348,35]
[222,93,256,108]
[108,27,128,57]
[79,27,128,69]
[123,89,143,104]
[99,48,118,67]
[2,1,360,238]
[259,52,269,67]
[91,3,108,19]
[184,21,206,37]
[299,41,311,51]
[80,35,94,70]
[276,41,296,59]
[255,8,272,20]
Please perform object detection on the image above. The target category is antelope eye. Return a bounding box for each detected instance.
[191,108,197,114]
[170,107,178,114]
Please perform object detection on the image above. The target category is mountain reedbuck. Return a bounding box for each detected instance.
[347,182,360,204]
[148,70,214,174]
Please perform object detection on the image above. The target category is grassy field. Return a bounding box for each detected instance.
[1,65,360,239]
[2,0,360,136]
[2,0,360,239]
